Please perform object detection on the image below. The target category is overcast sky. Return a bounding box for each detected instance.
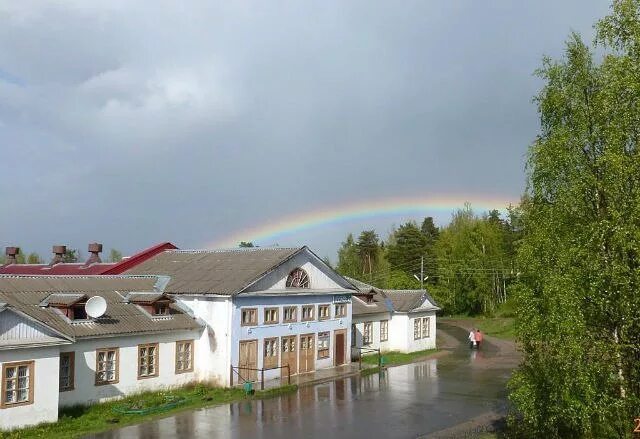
[0,1,611,261]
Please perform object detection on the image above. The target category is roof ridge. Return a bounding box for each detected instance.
[169,247,301,254]
[0,274,160,280]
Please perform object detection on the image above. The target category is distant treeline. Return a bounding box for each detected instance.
[334,202,522,316]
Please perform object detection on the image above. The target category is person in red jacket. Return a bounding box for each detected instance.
[475,329,483,348]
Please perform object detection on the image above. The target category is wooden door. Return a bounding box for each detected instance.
[334,330,346,366]
[239,340,258,382]
[299,334,315,374]
[281,336,297,378]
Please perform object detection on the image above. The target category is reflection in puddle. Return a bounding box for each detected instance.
[92,326,516,439]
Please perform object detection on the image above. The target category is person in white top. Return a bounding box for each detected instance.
[468,329,477,349]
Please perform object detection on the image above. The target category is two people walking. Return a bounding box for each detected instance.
[468,328,483,349]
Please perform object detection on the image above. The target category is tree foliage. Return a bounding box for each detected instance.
[109,249,123,263]
[62,249,79,263]
[336,207,518,307]
[509,2,640,436]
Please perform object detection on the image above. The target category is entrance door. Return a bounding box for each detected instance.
[239,340,258,382]
[334,330,346,366]
[299,334,315,374]
[281,336,298,378]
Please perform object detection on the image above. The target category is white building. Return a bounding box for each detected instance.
[348,277,440,356]
[0,275,203,430]
[127,247,358,386]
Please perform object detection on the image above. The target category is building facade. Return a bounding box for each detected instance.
[0,275,203,430]
[127,247,357,386]
[348,277,440,355]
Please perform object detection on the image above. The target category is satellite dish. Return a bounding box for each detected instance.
[85,296,107,319]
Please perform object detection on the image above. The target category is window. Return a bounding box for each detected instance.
[414,319,421,340]
[317,332,330,359]
[283,306,297,322]
[318,305,330,320]
[95,348,118,385]
[241,308,257,326]
[286,268,310,288]
[59,352,75,391]
[71,303,88,320]
[422,317,430,338]
[363,322,373,345]
[153,301,170,316]
[380,320,389,342]
[138,343,159,379]
[175,340,194,373]
[301,305,314,321]
[334,303,347,318]
[263,338,279,369]
[264,308,279,324]
[1,361,33,407]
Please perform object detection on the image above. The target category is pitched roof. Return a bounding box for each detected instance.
[344,276,440,313]
[383,289,440,312]
[0,242,178,276]
[344,276,380,293]
[125,247,304,295]
[0,275,202,340]
[351,295,391,315]
[344,277,390,316]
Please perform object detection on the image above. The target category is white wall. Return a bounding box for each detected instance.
[247,251,352,292]
[351,312,392,354]
[231,294,352,383]
[176,296,231,386]
[59,330,201,407]
[0,345,61,430]
[405,311,437,352]
[353,311,437,354]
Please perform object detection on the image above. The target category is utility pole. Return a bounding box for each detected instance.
[413,256,428,290]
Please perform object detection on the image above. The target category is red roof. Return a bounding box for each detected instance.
[0,242,178,276]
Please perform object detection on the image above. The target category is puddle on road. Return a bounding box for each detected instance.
[91,325,516,439]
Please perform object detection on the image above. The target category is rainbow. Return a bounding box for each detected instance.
[208,194,517,248]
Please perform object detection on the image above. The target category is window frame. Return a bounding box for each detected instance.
[334,303,347,318]
[153,301,170,316]
[95,347,119,386]
[285,268,310,288]
[363,321,373,346]
[421,317,430,338]
[263,337,279,369]
[241,308,258,326]
[317,332,330,359]
[59,351,75,392]
[263,307,279,325]
[380,320,389,342]
[175,340,194,374]
[318,304,330,321]
[413,319,421,340]
[301,305,314,322]
[1,361,34,408]
[137,343,160,379]
[283,306,297,323]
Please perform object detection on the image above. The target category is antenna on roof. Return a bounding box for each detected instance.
[85,296,107,319]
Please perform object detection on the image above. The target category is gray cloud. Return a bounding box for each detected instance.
[0,1,610,259]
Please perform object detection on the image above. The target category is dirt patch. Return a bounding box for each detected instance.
[420,411,505,439]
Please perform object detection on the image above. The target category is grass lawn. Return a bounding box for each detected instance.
[441,316,516,341]
[360,348,438,367]
[2,383,298,439]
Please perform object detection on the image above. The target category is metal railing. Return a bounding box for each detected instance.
[351,346,382,370]
[230,364,291,390]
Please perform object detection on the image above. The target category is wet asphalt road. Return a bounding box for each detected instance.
[90,323,517,439]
